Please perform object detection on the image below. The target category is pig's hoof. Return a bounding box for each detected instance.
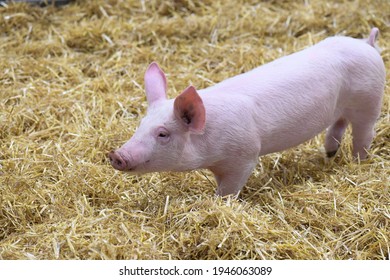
[326,144,340,158]
[326,150,338,158]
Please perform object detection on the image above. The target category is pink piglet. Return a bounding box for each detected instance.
[109,28,386,196]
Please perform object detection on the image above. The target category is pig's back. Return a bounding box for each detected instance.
[202,35,382,97]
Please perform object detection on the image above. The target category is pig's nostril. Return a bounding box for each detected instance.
[108,151,127,171]
[108,154,115,164]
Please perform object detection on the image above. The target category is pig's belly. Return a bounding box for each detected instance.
[258,116,337,156]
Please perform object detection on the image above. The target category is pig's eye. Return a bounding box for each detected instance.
[156,127,170,143]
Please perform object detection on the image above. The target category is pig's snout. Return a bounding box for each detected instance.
[108,151,129,171]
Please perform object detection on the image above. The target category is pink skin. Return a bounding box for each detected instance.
[109,28,385,197]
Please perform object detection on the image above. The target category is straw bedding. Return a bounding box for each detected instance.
[0,0,389,260]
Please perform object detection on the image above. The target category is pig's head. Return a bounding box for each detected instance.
[108,62,206,173]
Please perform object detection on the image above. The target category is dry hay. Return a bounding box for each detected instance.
[0,0,389,260]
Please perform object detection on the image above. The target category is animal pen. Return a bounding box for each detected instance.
[0,0,389,260]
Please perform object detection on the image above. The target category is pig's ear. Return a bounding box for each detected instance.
[174,86,206,134]
[144,62,167,106]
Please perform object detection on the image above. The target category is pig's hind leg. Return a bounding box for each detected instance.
[324,117,349,158]
[347,98,382,160]
[350,118,377,160]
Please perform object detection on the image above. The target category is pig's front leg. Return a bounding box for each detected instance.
[210,158,258,197]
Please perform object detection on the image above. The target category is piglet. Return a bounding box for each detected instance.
[109,28,385,196]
